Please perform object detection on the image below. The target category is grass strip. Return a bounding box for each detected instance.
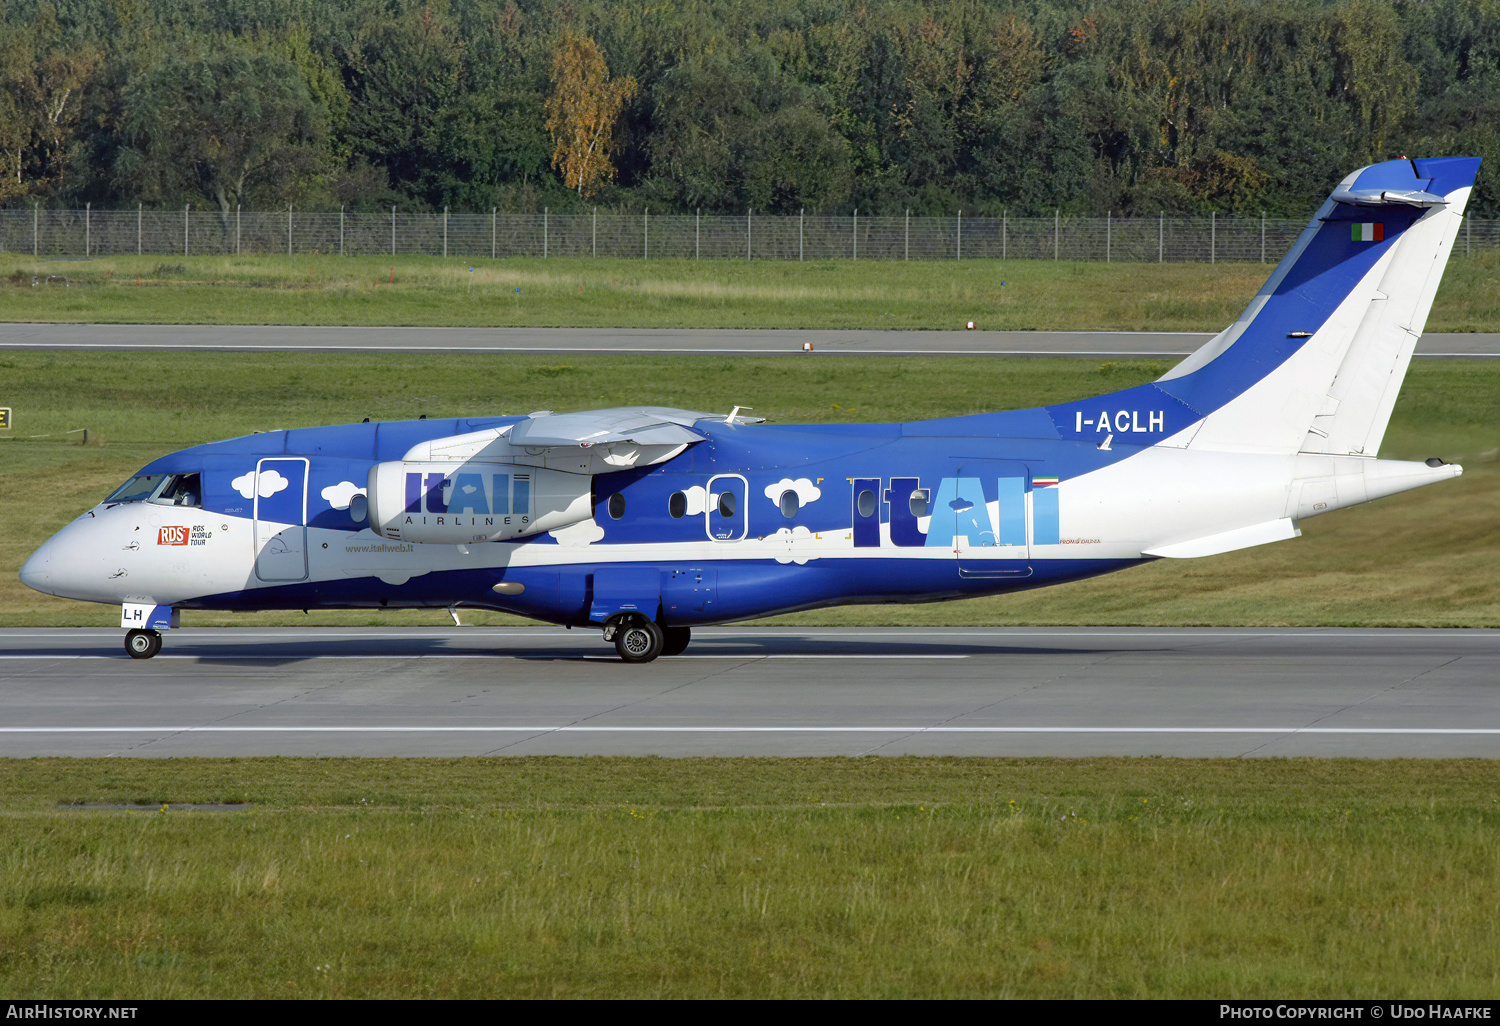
[2,756,1497,998]
[4,252,1499,331]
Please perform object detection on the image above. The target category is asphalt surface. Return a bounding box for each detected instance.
[3,626,1496,758]
[3,323,1500,357]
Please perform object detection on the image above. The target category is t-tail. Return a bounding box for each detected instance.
[1160,156,1479,458]
[1049,156,1480,560]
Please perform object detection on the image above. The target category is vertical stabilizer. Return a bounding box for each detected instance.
[1155,157,1479,456]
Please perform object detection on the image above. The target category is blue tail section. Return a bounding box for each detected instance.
[1042,156,1480,455]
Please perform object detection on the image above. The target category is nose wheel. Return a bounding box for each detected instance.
[125,629,162,659]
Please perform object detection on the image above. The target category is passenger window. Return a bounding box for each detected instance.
[857,489,876,518]
[669,491,687,519]
[718,491,737,517]
[779,490,799,518]
[909,489,929,517]
[607,492,626,519]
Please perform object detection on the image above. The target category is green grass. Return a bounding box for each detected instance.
[2,757,1497,998]
[4,251,1500,331]
[3,263,1498,1000]
[4,352,1498,628]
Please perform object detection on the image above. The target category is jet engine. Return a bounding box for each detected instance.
[366,461,592,544]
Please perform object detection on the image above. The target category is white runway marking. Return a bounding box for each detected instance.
[5,653,969,661]
[4,726,1498,735]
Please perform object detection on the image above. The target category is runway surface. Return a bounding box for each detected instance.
[3,626,1497,758]
[4,323,1500,357]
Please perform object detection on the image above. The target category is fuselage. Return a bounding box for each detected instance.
[20,407,1453,629]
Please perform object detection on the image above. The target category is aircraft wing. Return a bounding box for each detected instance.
[508,407,736,449]
[404,406,763,473]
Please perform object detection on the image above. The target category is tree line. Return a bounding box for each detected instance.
[3,0,1498,220]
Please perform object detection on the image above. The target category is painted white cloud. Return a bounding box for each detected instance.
[550,520,605,547]
[763,477,822,506]
[321,481,364,510]
[771,525,816,564]
[680,485,710,516]
[232,469,290,500]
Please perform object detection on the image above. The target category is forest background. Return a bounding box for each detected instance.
[3,0,1499,226]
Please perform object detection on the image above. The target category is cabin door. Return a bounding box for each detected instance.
[252,458,310,583]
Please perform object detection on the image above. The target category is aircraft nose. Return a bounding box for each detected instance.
[19,538,54,595]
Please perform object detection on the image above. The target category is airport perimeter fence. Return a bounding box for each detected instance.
[4,205,1499,263]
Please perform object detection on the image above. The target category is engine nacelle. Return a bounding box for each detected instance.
[366,461,593,544]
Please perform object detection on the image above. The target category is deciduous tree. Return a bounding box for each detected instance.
[545,29,636,197]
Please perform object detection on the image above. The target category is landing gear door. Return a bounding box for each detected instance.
[706,475,748,542]
[252,458,310,582]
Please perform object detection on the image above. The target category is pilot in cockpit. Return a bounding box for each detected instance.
[166,473,200,507]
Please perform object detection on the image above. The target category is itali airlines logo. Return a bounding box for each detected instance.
[157,526,189,546]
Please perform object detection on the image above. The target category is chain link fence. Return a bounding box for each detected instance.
[4,205,1498,262]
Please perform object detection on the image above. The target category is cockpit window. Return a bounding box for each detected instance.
[160,473,201,507]
[106,474,168,504]
[105,472,201,507]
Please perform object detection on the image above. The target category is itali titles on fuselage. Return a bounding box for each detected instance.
[19,156,1480,661]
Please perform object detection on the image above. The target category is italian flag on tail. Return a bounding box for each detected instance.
[1353,222,1385,242]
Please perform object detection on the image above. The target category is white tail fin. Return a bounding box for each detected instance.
[1154,157,1479,456]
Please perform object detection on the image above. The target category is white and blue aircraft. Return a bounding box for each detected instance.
[20,156,1480,661]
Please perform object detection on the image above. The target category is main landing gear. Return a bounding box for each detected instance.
[125,629,162,659]
[602,615,690,663]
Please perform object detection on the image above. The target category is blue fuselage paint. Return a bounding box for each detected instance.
[120,415,1143,626]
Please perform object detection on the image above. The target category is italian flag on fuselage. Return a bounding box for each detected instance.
[1352,222,1385,241]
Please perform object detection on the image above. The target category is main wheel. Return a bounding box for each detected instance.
[661,625,691,656]
[125,629,162,659]
[614,619,664,663]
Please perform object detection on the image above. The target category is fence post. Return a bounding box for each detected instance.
[33,202,37,256]
[593,207,597,258]
[799,209,804,261]
[1002,209,1006,261]
[853,209,858,260]
[138,203,142,256]
[391,207,396,257]
[957,210,962,260]
[1054,209,1059,261]
[904,209,909,261]
[1106,210,1110,263]
[443,207,448,259]
[85,202,90,256]
[287,204,292,257]
[1260,210,1265,263]
[237,204,240,255]
[1210,211,1215,264]
[697,208,701,260]
[644,208,648,259]
[544,207,548,258]
[184,204,189,257]
[1159,210,1163,262]
[1466,214,1470,257]
[493,208,497,260]
[340,206,345,257]
[747,209,751,260]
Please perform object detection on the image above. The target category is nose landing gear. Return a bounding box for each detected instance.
[125,629,162,659]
